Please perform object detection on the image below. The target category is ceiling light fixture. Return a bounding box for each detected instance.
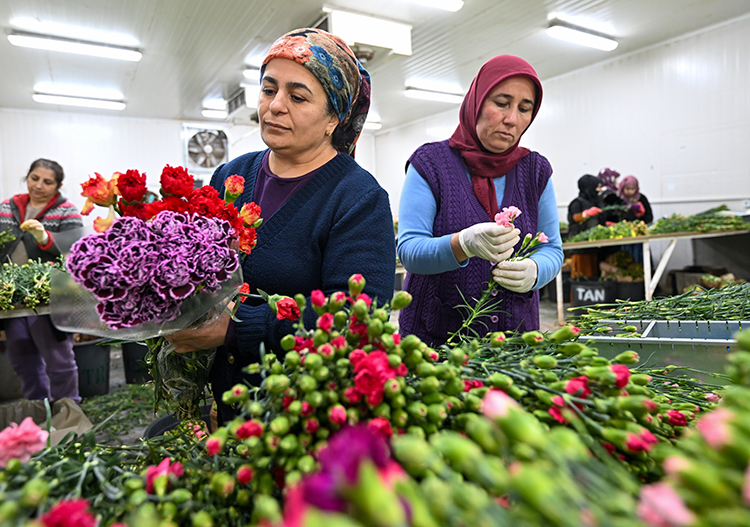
[202,109,228,119]
[404,0,463,12]
[546,20,618,51]
[32,93,126,110]
[8,32,142,61]
[322,7,412,55]
[404,87,463,104]
[363,121,382,131]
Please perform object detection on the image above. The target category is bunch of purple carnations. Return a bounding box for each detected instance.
[66,210,239,329]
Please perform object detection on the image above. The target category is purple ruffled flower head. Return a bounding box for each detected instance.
[67,210,238,329]
[316,425,391,484]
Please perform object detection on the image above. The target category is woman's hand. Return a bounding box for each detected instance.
[166,308,231,354]
[453,222,520,262]
[20,219,49,244]
[493,259,538,293]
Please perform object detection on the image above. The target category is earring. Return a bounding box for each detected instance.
[325,129,333,137]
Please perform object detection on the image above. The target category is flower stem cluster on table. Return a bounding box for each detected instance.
[5,266,750,526]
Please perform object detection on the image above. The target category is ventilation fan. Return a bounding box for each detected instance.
[183,127,229,172]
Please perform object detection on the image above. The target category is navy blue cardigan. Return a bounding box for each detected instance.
[209,151,396,418]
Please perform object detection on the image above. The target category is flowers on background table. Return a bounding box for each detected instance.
[50,164,262,418]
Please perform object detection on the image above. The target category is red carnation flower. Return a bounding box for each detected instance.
[225,175,245,196]
[40,499,96,527]
[239,282,250,303]
[311,289,326,307]
[237,465,254,485]
[276,297,300,321]
[117,169,148,203]
[317,312,334,333]
[611,364,631,388]
[160,195,190,214]
[160,165,194,198]
[239,202,262,226]
[235,420,264,439]
[367,417,393,439]
[665,410,688,427]
[565,376,592,398]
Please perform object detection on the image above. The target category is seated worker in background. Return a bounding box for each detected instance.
[618,175,653,224]
[566,174,608,278]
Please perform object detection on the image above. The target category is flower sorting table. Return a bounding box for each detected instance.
[0,305,50,319]
[554,229,750,326]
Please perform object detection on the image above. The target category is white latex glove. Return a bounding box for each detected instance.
[493,258,538,293]
[458,223,520,263]
[20,219,49,245]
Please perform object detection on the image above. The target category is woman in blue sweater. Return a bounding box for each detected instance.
[167,28,396,422]
[397,56,563,346]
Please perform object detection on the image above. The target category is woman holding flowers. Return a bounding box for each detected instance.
[167,28,396,422]
[397,55,562,346]
[0,159,83,403]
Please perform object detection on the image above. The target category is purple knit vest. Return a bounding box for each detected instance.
[398,140,552,346]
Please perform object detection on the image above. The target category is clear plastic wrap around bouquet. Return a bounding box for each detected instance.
[50,166,261,419]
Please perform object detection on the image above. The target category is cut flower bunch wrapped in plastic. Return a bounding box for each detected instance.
[50,165,262,418]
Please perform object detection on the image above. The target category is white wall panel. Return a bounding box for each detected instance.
[0,109,184,226]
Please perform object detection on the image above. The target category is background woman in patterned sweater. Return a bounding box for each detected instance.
[0,158,84,403]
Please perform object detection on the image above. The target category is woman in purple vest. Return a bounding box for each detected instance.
[397,55,563,346]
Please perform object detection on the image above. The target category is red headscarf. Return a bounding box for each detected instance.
[449,55,543,219]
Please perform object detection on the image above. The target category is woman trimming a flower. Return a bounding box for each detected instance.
[166,28,396,424]
[397,56,563,346]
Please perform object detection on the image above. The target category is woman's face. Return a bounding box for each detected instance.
[27,166,59,205]
[258,58,339,158]
[475,76,536,154]
[623,185,637,198]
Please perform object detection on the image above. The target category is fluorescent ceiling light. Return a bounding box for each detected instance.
[33,83,123,101]
[8,32,142,61]
[363,121,382,130]
[546,21,618,51]
[202,99,227,111]
[202,109,228,119]
[403,0,463,12]
[323,7,412,55]
[240,84,262,108]
[10,17,139,47]
[405,87,463,104]
[33,93,126,110]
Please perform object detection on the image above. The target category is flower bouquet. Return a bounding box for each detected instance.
[49,165,261,418]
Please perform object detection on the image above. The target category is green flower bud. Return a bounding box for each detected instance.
[407,401,429,421]
[160,502,178,519]
[346,407,360,425]
[270,416,290,436]
[3,458,22,474]
[193,510,215,527]
[427,404,447,424]
[279,434,299,454]
[430,431,482,476]
[489,331,506,347]
[521,331,545,346]
[386,289,411,311]
[168,488,192,505]
[443,376,464,396]
[463,393,483,413]
[326,389,339,404]
[0,501,20,524]
[312,365,331,382]
[305,390,324,407]
[416,362,436,378]
[128,489,149,507]
[313,328,329,347]
[297,374,317,393]
[391,393,407,408]
[20,478,49,508]
[304,353,323,370]
[265,374,290,394]
[434,363,456,380]
[487,372,513,390]
[549,325,581,343]
[380,334,396,350]
[236,489,252,507]
[401,334,422,353]
[270,361,284,374]
[247,401,265,417]
[422,391,444,405]
[465,415,500,453]
[736,329,750,351]
[374,403,392,419]
[533,355,558,369]
[557,341,586,356]
[418,376,440,393]
[124,477,144,493]
[353,299,369,321]
[392,409,409,429]
[614,350,640,364]
[404,349,424,369]
[333,310,349,330]
[448,347,466,365]
[286,400,303,416]
[280,334,296,351]
[383,322,398,334]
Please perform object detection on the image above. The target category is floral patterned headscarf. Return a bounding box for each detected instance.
[262,28,371,157]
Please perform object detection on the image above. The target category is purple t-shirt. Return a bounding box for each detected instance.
[253,151,336,219]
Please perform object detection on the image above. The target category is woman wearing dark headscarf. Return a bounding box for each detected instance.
[397,55,563,346]
[567,174,606,237]
[167,28,395,422]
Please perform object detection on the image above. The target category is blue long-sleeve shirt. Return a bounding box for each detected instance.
[397,163,563,290]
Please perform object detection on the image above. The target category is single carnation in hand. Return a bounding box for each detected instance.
[160,165,194,198]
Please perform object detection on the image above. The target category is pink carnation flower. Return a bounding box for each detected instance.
[537,232,549,243]
[494,206,522,227]
[696,407,733,448]
[482,389,519,419]
[0,417,48,468]
[637,483,695,526]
